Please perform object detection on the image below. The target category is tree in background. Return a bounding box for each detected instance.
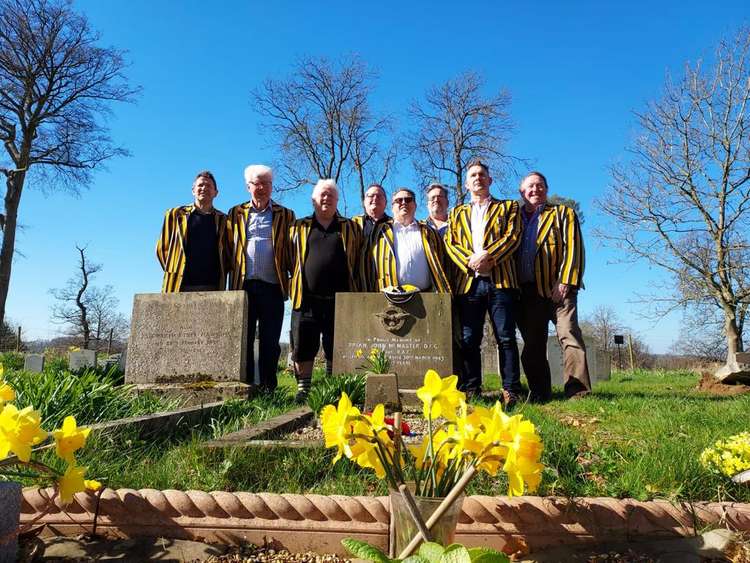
[252,55,395,208]
[0,0,137,329]
[580,305,652,368]
[407,71,521,205]
[49,246,127,350]
[547,194,585,225]
[596,27,750,361]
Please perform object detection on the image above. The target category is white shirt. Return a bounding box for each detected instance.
[392,221,432,290]
[471,199,490,255]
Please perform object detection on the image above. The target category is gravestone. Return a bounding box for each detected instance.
[23,353,44,373]
[332,292,452,388]
[69,349,96,371]
[715,352,750,384]
[364,374,401,411]
[125,291,249,404]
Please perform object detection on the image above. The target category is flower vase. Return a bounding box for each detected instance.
[389,490,464,555]
[0,481,21,563]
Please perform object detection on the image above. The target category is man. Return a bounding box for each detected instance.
[516,171,591,401]
[156,170,230,293]
[353,183,391,291]
[289,179,362,400]
[444,160,522,404]
[425,183,450,237]
[226,165,295,392]
[368,188,451,293]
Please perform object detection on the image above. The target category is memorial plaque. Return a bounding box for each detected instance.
[332,292,452,388]
[125,291,247,384]
[23,353,44,373]
[69,349,96,371]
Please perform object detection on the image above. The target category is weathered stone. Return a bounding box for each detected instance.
[125,291,248,385]
[132,382,252,406]
[715,352,750,384]
[364,373,401,411]
[23,353,44,373]
[332,293,452,388]
[204,407,313,448]
[69,349,96,371]
[117,348,127,372]
[0,481,21,562]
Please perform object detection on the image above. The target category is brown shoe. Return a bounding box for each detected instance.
[502,389,518,410]
[567,390,590,400]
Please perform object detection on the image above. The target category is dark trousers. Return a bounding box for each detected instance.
[290,295,336,363]
[456,278,521,395]
[243,279,284,391]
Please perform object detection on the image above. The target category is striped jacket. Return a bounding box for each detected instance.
[444,198,522,294]
[156,205,230,293]
[288,214,363,310]
[352,213,391,291]
[367,220,452,293]
[524,203,585,298]
[226,201,296,295]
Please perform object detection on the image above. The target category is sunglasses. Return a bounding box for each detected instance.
[393,197,414,205]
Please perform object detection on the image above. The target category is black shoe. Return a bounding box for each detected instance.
[294,391,309,404]
[502,389,518,410]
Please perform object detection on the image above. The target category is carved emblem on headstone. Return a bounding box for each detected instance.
[376,305,411,333]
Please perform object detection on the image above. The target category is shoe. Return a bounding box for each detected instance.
[528,393,551,404]
[502,390,518,410]
[567,390,590,400]
[294,391,309,404]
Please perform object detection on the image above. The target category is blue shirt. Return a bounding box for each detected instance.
[245,202,277,284]
[518,206,541,284]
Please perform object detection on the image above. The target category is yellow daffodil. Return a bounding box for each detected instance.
[58,463,87,505]
[416,370,464,422]
[53,416,91,463]
[0,404,48,462]
[0,379,14,405]
[355,349,364,358]
[320,392,360,463]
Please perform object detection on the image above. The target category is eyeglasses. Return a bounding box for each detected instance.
[393,197,414,205]
[249,180,272,188]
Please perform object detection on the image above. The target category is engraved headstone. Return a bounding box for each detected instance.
[69,349,96,371]
[125,291,248,385]
[23,353,44,373]
[715,352,750,384]
[364,373,401,411]
[332,292,452,388]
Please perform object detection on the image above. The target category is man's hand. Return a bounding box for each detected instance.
[552,283,571,303]
[468,251,494,275]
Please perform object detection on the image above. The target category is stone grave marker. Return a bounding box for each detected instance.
[23,353,44,373]
[332,292,452,388]
[715,352,750,384]
[364,374,401,411]
[69,349,96,371]
[125,291,249,403]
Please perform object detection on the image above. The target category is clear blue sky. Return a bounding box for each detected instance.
[7,0,748,352]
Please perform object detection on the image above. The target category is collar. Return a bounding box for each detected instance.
[249,199,273,213]
[393,219,419,232]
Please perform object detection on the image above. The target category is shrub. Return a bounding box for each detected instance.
[307,373,366,415]
[0,351,24,370]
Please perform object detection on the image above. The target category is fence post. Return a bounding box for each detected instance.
[15,326,21,352]
[107,328,114,355]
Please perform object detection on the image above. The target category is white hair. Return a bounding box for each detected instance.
[312,178,338,199]
[244,164,273,184]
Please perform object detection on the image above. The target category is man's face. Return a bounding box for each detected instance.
[465,164,492,197]
[392,190,416,224]
[363,185,386,219]
[427,187,448,218]
[246,173,273,206]
[313,186,338,218]
[519,174,548,208]
[192,176,218,207]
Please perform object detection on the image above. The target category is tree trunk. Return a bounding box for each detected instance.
[723,304,744,358]
[0,171,25,329]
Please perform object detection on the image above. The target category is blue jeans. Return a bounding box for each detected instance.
[243,280,285,391]
[456,278,521,396]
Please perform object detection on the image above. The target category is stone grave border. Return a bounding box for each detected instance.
[203,407,317,449]
[89,401,226,436]
[19,489,750,556]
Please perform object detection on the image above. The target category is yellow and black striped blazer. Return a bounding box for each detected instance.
[527,204,585,298]
[368,220,451,293]
[288,214,363,310]
[156,205,230,293]
[444,198,522,294]
[226,201,296,295]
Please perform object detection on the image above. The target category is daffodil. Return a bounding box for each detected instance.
[416,370,464,422]
[53,416,91,463]
[355,349,364,358]
[320,392,360,462]
[0,404,48,462]
[0,379,14,405]
[58,463,87,504]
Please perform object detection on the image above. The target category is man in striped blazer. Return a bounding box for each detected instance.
[516,171,591,402]
[353,183,391,291]
[367,188,451,293]
[289,179,362,401]
[156,170,230,293]
[444,160,522,405]
[227,165,295,392]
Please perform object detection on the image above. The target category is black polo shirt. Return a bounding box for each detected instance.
[303,217,349,297]
[182,210,220,287]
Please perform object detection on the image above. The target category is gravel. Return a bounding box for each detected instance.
[278,413,431,443]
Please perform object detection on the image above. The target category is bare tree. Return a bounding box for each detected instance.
[252,55,394,206]
[596,27,750,360]
[580,305,623,351]
[407,71,522,205]
[0,0,137,328]
[87,285,128,350]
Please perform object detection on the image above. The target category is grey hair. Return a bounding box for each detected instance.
[312,178,339,199]
[244,164,273,184]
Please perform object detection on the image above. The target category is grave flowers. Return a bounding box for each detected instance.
[321,369,544,557]
[700,431,750,484]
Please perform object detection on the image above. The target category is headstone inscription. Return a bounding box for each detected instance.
[332,292,453,388]
[125,291,248,399]
[23,353,44,373]
[69,349,96,371]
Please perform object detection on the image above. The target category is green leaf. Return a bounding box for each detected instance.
[401,556,430,563]
[439,545,471,563]
[467,547,511,563]
[341,538,391,563]
[418,541,445,562]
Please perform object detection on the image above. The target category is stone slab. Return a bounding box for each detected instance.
[332,293,452,388]
[715,351,750,384]
[125,291,248,385]
[132,382,252,406]
[69,349,96,371]
[204,407,314,448]
[89,401,225,437]
[364,373,401,411]
[0,481,21,562]
[23,353,44,373]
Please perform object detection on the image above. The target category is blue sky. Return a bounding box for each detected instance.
[6,0,748,352]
